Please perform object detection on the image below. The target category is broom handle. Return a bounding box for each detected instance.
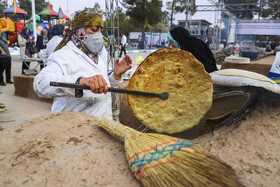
[50,82,169,100]
[98,117,140,142]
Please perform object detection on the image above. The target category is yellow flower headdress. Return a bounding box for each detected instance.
[55,12,104,51]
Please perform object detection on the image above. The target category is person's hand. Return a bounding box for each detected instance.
[79,75,108,94]
[115,55,132,78]
[2,51,7,56]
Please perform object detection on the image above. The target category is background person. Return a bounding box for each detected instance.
[25,37,39,58]
[36,29,48,51]
[64,28,71,36]
[167,27,217,73]
[43,29,49,46]
[42,24,65,65]
[33,10,132,119]
[0,30,13,85]
[18,27,31,74]
[266,42,272,52]
[119,32,127,58]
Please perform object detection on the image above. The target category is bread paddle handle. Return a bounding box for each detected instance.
[50,81,169,100]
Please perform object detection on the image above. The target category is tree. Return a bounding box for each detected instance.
[0,0,8,17]
[166,0,181,27]
[161,10,170,27]
[260,0,280,19]
[18,0,46,18]
[154,22,169,33]
[224,0,259,19]
[122,0,163,48]
[166,0,197,28]
[85,2,104,15]
[104,7,136,36]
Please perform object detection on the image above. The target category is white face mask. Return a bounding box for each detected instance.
[82,32,104,53]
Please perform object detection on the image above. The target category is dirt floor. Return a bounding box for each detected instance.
[0,111,141,186]
[0,55,51,129]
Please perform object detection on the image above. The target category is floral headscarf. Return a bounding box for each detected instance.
[55,10,103,51]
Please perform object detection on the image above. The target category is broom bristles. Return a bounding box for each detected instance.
[98,117,242,187]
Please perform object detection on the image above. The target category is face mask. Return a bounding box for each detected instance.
[82,32,104,53]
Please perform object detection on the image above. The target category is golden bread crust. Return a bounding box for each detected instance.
[127,48,213,134]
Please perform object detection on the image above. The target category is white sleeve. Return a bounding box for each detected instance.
[33,55,82,98]
[17,35,26,47]
[42,47,49,64]
[109,73,123,88]
[124,36,127,44]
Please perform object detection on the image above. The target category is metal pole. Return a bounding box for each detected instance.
[117,0,120,59]
[31,0,37,41]
[185,0,189,29]
[67,0,69,16]
[189,0,193,31]
[105,0,120,122]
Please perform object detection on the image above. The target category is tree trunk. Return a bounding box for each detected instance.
[171,9,174,27]
[141,21,145,49]
[170,1,175,28]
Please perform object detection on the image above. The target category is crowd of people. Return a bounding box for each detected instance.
[17,24,71,74]
[265,41,280,52]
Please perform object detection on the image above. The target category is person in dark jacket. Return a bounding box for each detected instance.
[36,29,48,51]
[167,27,217,73]
[64,28,71,36]
[0,30,13,85]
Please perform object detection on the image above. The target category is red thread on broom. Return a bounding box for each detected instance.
[128,138,180,162]
[135,157,180,177]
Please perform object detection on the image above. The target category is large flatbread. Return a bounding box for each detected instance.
[127,48,213,134]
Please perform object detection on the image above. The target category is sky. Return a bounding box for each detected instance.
[7,0,216,25]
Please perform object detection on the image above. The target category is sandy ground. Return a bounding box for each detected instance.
[193,87,280,187]
[0,55,52,129]
[0,111,141,186]
[0,52,151,129]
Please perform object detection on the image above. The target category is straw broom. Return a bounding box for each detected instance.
[98,117,242,187]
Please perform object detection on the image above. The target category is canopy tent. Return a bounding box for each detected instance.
[3,0,27,19]
[39,1,59,22]
[58,6,70,20]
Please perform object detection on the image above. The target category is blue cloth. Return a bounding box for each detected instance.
[167,32,179,48]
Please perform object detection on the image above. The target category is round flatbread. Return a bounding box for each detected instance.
[127,48,213,134]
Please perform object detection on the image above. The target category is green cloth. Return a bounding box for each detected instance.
[28,14,42,22]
